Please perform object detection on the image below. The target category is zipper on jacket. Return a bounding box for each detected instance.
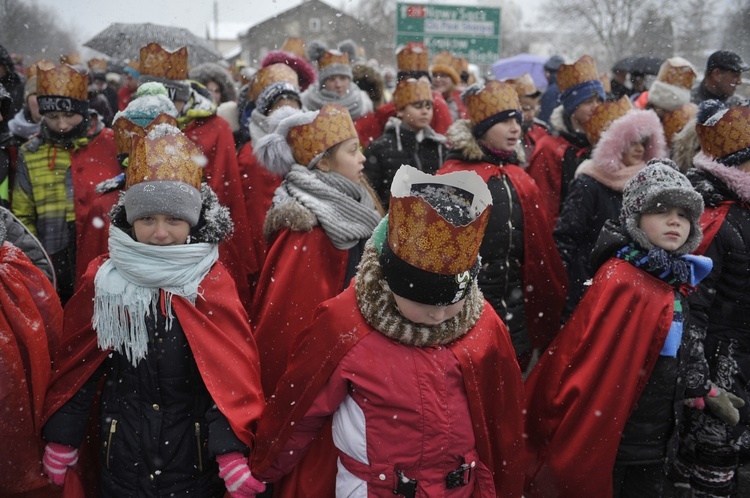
[106,419,117,469]
[500,174,514,311]
[195,422,203,472]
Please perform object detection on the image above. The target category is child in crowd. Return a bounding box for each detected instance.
[251,165,525,497]
[439,80,567,371]
[524,160,733,497]
[364,78,446,208]
[251,103,382,497]
[41,126,265,497]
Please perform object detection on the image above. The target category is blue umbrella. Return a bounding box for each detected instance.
[491,54,549,90]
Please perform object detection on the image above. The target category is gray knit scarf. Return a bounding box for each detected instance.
[272,165,381,249]
[93,226,219,367]
[300,82,372,120]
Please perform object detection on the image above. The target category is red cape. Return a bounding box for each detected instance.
[526,134,590,222]
[236,141,282,290]
[251,285,525,497]
[438,161,568,352]
[69,129,121,283]
[1,243,63,494]
[183,115,255,310]
[523,258,674,497]
[43,255,265,446]
[695,202,733,256]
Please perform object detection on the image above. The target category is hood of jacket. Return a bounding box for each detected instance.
[445,118,525,164]
[691,152,750,205]
[188,62,238,103]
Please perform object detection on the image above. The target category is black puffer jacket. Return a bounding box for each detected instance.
[0,206,54,282]
[364,117,446,208]
[442,120,528,357]
[688,157,750,430]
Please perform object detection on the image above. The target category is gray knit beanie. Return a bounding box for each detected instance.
[620,158,704,255]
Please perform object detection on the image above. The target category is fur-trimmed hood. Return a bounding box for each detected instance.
[446,118,525,164]
[692,152,750,204]
[188,62,238,103]
[110,183,234,244]
[384,116,446,151]
[262,197,317,240]
[671,119,700,173]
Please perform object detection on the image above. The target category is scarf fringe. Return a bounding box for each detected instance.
[94,289,160,367]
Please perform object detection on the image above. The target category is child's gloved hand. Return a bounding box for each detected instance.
[42,442,79,486]
[704,383,746,426]
[684,396,706,410]
[216,452,266,498]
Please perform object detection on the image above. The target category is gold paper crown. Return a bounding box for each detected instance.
[126,60,140,72]
[318,50,349,70]
[388,169,492,275]
[582,96,633,145]
[139,42,188,80]
[430,50,460,85]
[696,106,750,159]
[26,60,55,80]
[37,64,89,100]
[126,130,203,189]
[465,81,521,126]
[87,58,108,72]
[662,103,697,147]
[393,79,433,110]
[557,55,600,93]
[60,52,82,66]
[287,104,358,167]
[113,113,180,156]
[248,63,300,101]
[504,73,538,97]
[397,43,429,72]
[281,37,307,59]
[656,58,697,90]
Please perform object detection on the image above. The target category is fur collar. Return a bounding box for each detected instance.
[263,197,317,240]
[693,152,750,204]
[446,118,525,163]
[671,120,700,173]
[354,241,484,347]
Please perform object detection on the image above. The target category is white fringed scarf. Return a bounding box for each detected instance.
[93,226,219,367]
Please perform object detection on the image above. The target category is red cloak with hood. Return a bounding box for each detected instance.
[523,258,675,497]
[251,285,526,497]
[43,255,265,496]
[182,114,256,310]
[1,243,63,495]
[438,161,568,353]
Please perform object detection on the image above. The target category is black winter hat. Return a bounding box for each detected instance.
[706,50,749,73]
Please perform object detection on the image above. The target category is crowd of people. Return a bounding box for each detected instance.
[1,34,750,498]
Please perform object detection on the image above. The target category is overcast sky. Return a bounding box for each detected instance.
[33,0,544,46]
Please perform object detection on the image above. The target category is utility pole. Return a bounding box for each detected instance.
[214,0,219,50]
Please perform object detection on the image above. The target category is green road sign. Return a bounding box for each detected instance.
[396,3,501,64]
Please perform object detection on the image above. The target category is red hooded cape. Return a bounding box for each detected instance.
[182,115,256,310]
[1,243,63,495]
[69,128,122,283]
[42,255,265,497]
[526,134,590,222]
[251,285,526,497]
[438,161,568,352]
[523,258,675,497]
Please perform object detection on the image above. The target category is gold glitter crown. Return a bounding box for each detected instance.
[87,58,108,72]
[139,42,188,80]
[696,106,750,159]
[582,96,633,145]
[388,166,493,275]
[656,58,697,90]
[504,73,538,97]
[248,63,300,102]
[281,37,307,59]
[113,113,180,156]
[26,60,55,80]
[397,43,429,72]
[60,52,82,66]
[287,104,358,167]
[662,103,697,147]
[557,55,600,93]
[465,81,521,126]
[318,50,349,69]
[393,79,433,110]
[126,130,203,189]
[37,64,89,100]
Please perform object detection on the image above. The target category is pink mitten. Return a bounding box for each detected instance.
[216,452,266,498]
[43,442,79,486]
